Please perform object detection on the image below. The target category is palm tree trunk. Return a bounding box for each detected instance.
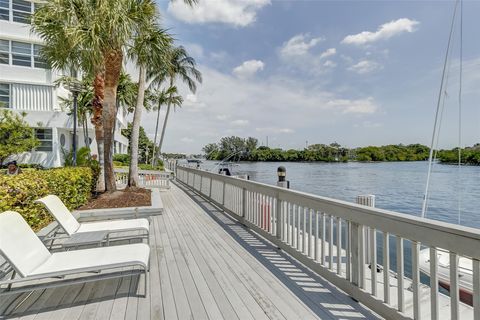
[157,101,171,158]
[92,72,105,192]
[151,99,162,166]
[84,116,90,149]
[157,78,174,157]
[128,65,147,187]
[103,49,123,192]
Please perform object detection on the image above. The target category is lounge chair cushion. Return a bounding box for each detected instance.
[30,243,150,277]
[36,195,150,237]
[0,211,51,277]
[35,195,80,235]
[76,219,149,234]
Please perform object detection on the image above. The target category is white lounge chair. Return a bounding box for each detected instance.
[0,211,149,295]
[35,195,150,245]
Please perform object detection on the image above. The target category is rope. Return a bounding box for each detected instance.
[422,0,460,218]
[457,0,463,224]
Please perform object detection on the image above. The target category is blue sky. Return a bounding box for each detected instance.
[144,0,480,153]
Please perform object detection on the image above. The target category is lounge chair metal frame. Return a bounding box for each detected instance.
[35,195,150,247]
[0,211,150,296]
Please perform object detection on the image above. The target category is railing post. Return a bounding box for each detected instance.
[222,181,226,206]
[473,259,480,320]
[275,193,282,239]
[356,195,375,265]
[242,188,247,219]
[208,177,213,198]
[351,222,360,286]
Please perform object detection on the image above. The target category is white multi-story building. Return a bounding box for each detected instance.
[0,0,129,167]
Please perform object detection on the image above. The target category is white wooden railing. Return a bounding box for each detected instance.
[176,166,480,320]
[114,168,171,189]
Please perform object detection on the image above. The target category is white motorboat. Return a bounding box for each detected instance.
[419,248,473,305]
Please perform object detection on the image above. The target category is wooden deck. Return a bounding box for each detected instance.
[0,183,381,319]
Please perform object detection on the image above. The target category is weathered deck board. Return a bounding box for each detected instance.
[1,183,382,319]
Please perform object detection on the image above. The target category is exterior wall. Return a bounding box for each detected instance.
[0,3,128,167]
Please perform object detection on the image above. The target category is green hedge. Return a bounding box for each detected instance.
[0,167,93,230]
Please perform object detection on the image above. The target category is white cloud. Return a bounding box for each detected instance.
[231,119,250,126]
[233,60,265,79]
[326,97,378,114]
[342,18,419,45]
[323,60,337,68]
[280,33,324,58]
[184,93,207,111]
[216,114,229,121]
[140,65,379,153]
[167,0,270,27]
[279,34,337,75]
[348,60,383,74]
[319,48,336,59]
[180,137,194,143]
[256,127,294,134]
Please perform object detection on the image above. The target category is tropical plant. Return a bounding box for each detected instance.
[0,110,39,164]
[122,123,155,164]
[56,76,93,148]
[127,24,172,186]
[32,0,158,192]
[62,146,91,167]
[150,86,183,165]
[152,46,202,160]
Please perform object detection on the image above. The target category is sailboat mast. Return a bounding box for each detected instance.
[421,0,460,218]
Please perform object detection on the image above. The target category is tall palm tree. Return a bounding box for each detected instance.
[149,86,183,165]
[152,46,202,159]
[32,1,108,191]
[127,25,172,187]
[114,71,137,134]
[33,0,157,191]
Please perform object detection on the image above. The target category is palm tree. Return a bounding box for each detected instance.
[149,86,183,165]
[33,0,157,191]
[56,76,93,148]
[152,46,202,159]
[127,25,172,187]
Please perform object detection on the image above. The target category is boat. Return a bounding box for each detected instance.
[419,249,473,305]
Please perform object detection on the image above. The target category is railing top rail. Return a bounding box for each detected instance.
[178,166,480,258]
[114,168,169,175]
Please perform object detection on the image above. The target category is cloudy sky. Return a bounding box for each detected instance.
[142,0,480,153]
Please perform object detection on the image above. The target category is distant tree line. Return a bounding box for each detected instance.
[202,136,480,164]
[437,144,480,165]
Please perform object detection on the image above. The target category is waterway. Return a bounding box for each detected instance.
[201,160,480,229]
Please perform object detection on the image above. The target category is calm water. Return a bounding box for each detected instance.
[201,160,480,229]
[196,160,479,279]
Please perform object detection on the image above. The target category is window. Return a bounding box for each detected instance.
[0,39,8,64]
[34,128,53,151]
[0,83,9,108]
[12,0,31,24]
[0,0,8,21]
[11,41,31,67]
[0,39,49,69]
[33,44,47,69]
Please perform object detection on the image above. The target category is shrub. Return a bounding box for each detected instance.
[0,167,93,230]
[113,160,125,167]
[113,153,130,164]
[62,146,92,166]
[139,163,163,171]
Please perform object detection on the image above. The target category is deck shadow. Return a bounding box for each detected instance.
[0,272,144,318]
[175,181,381,320]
